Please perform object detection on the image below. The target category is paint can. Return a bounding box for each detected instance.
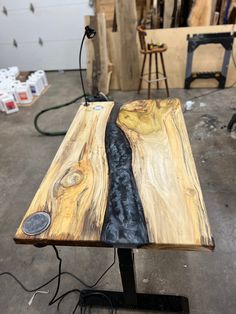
[7,66,19,77]
[15,83,33,104]
[27,76,44,96]
[0,91,7,112]
[0,94,19,114]
[9,81,23,103]
[35,70,48,87]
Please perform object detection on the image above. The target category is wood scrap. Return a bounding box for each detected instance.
[188,0,212,26]
[210,0,217,24]
[85,14,112,95]
[151,0,161,29]
[164,0,175,28]
[116,0,140,91]
[219,0,228,24]
[97,13,113,94]
[179,0,194,27]
[228,0,236,23]
[212,11,220,25]
[94,0,115,29]
[107,31,121,90]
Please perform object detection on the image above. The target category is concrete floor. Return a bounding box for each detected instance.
[0,71,236,314]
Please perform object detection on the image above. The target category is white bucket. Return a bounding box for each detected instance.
[7,66,19,77]
[0,94,19,114]
[35,70,48,87]
[15,83,33,104]
[27,76,43,96]
[0,91,7,112]
[8,83,21,103]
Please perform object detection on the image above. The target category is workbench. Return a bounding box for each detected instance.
[15,99,214,313]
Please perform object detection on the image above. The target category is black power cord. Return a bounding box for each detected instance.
[34,25,96,136]
[0,247,116,313]
[48,246,115,314]
[187,79,236,102]
[80,26,96,107]
[34,95,84,136]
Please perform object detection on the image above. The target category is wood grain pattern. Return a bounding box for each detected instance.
[163,0,175,28]
[117,99,214,250]
[85,14,112,95]
[107,31,121,90]
[115,0,140,91]
[188,0,212,26]
[15,102,114,245]
[15,99,214,251]
[97,13,113,94]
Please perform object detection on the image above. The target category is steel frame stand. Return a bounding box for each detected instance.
[79,248,189,313]
[184,32,235,89]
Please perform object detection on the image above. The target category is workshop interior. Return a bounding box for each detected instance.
[0,1,236,314]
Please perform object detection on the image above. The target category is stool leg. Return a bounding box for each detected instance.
[138,54,147,94]
[148,53,152,99]
[155,53,159,89]
[160,52,169,97]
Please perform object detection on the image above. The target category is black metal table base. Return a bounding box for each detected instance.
[79,248,189,313]
[79,289,189,312]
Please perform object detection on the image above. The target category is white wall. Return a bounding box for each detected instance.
[0,0,94,70]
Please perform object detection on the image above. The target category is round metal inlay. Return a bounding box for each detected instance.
[22,212,51,236]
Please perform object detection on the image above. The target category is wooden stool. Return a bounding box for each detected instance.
[137,25,169,99]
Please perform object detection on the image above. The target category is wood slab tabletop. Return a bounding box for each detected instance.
[14,99,214,251]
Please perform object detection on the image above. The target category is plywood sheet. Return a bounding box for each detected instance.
[143,24,236,89]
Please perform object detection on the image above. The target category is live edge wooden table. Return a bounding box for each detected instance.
[15,99,214,313]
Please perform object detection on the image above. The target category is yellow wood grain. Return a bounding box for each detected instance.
[15,102,114,245]
[117,99,214,250]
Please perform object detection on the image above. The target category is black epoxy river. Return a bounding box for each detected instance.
[101,104,149,247]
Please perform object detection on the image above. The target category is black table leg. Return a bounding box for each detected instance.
[79,248,189,313]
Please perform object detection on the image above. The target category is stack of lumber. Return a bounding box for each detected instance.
[93,0,236,30]
[86,0,140,93]
[86,0,236,93]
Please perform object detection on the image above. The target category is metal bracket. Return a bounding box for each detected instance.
[185,32,236,89]
[79,248,189,313]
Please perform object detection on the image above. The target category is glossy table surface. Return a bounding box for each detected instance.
[15,99,214,251]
